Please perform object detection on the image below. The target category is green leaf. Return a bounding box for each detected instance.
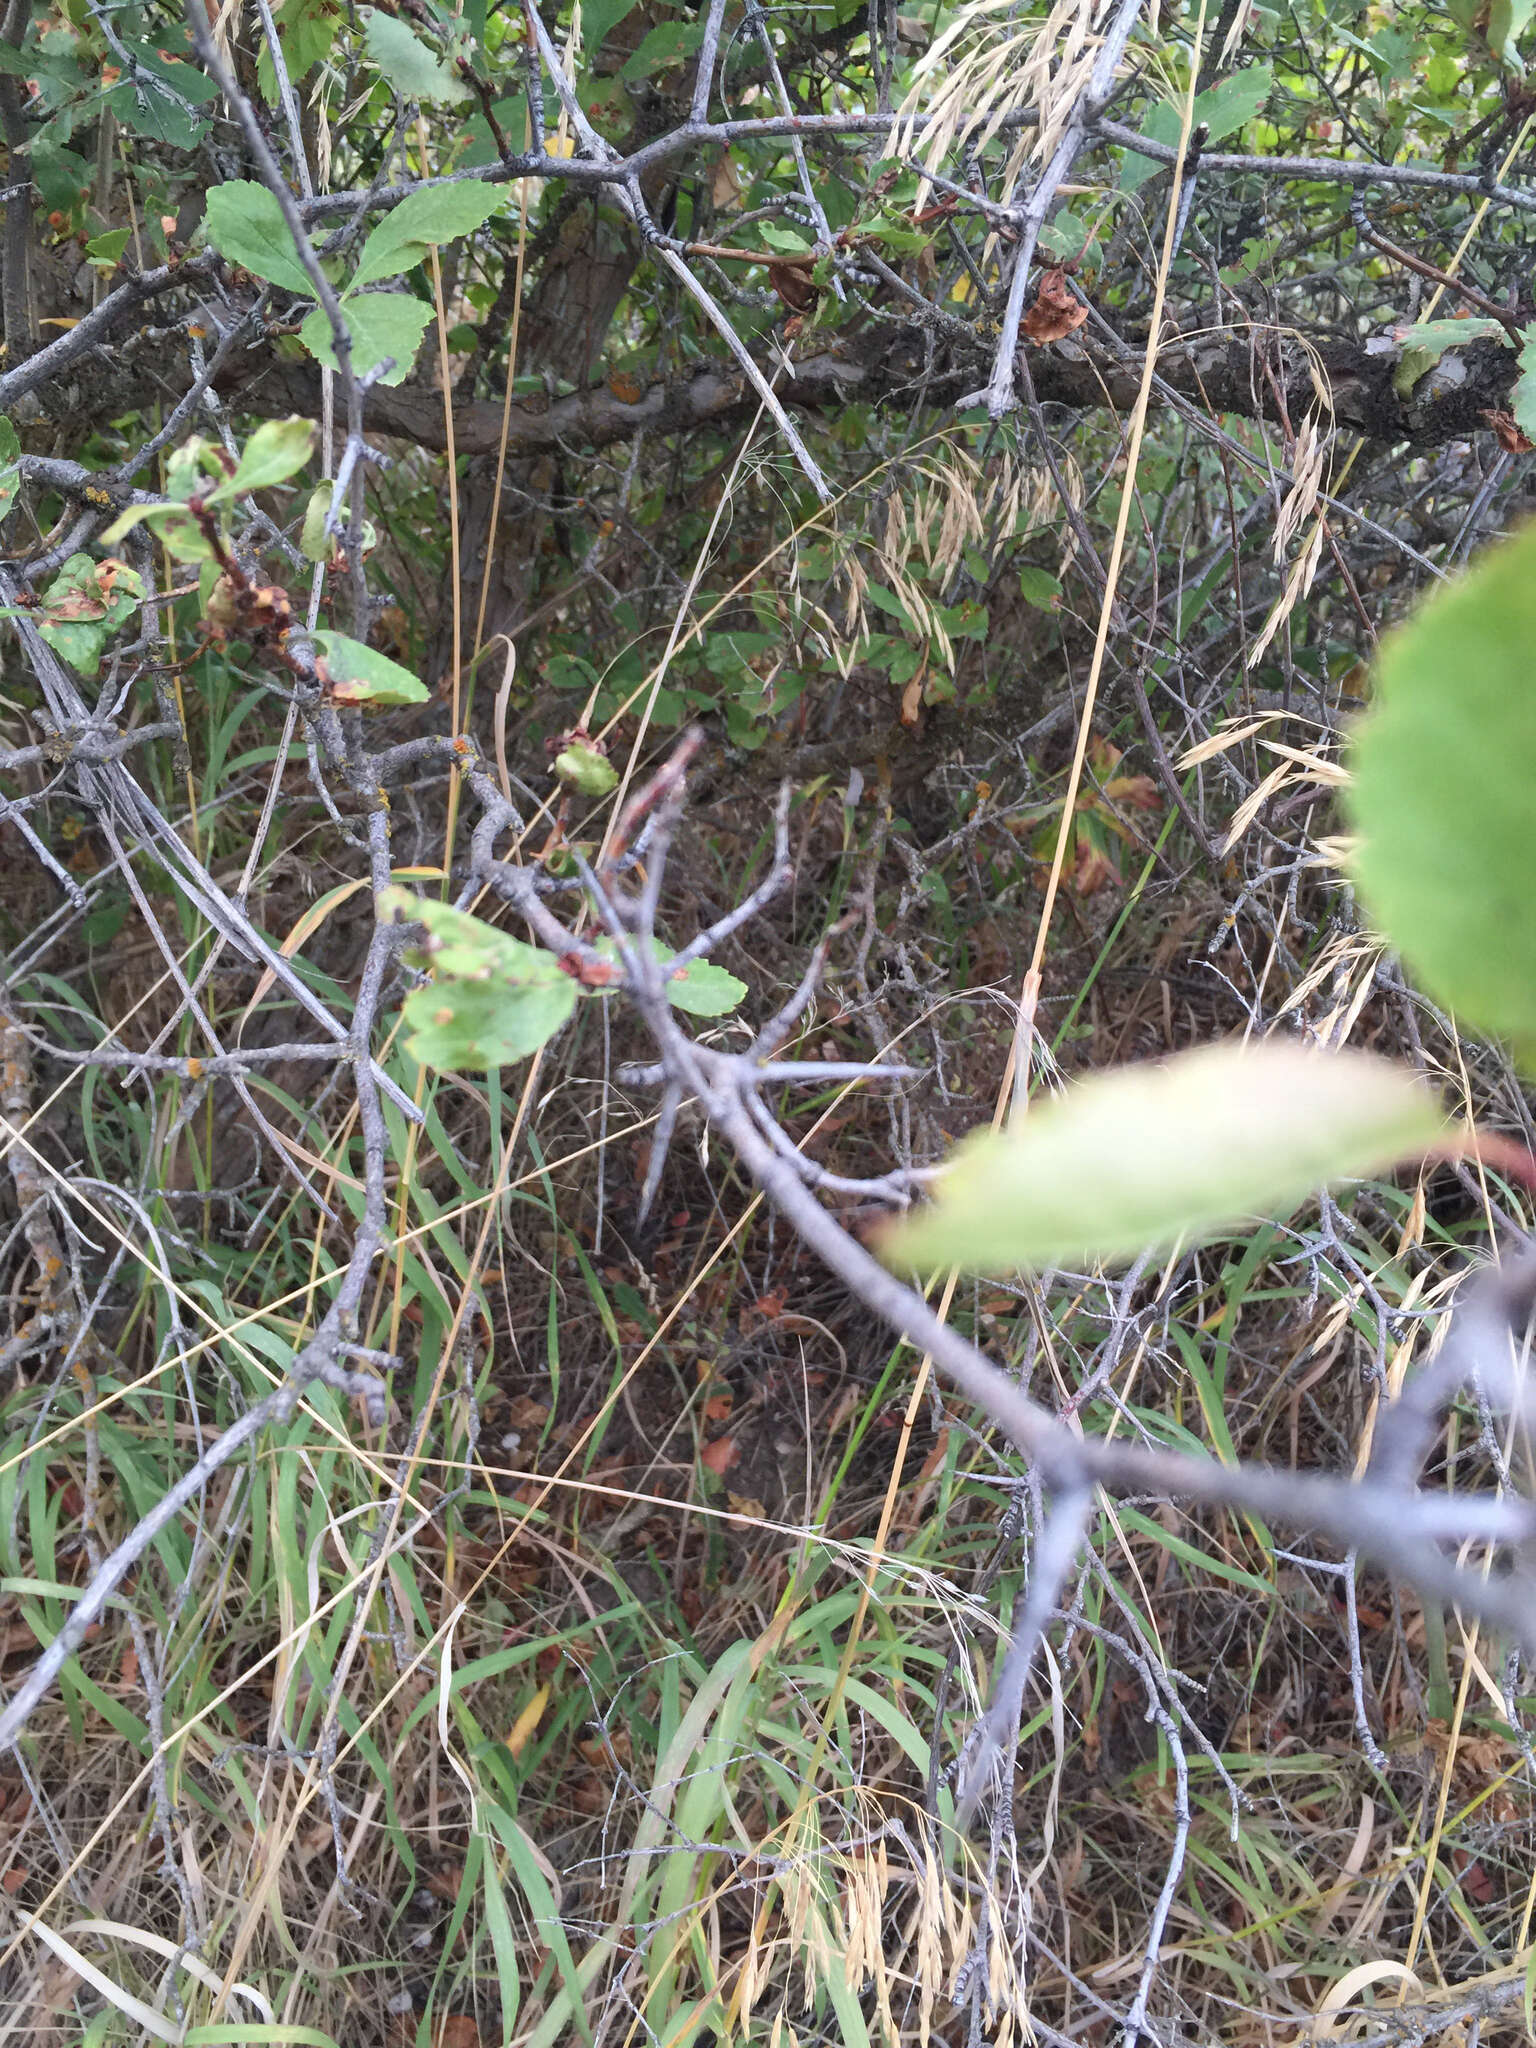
[553,741,618,796]
[1121,105,1183,192]
[618,17,703,79]
[257,0,341,99]
[1196,64,1274,140]
[165,436,231,502]
[350,182,504,290]
[298,293,432,385]
[1511,327,1536,440]
[879,1043,1440,1275]
[591,937,747,1015]
[300,485,333,563]
[1117,1505,1276,1597]
[859,213,929,255]
[758,220,815,255]
[1121,65,1272,191]
[664,953,747,1017]
[1017,565,1062,610]
[99,501,215,562]
[84,227,130,267]
[105,38,216,150]
[1489,0,1535,70]
[0,415,20,521]
[381,891,578,1071]
[36,554,145,680]
[1349,523,1536,1051]
[307,629,428,706]
[29,139,89,218]
[214,416,315,500]
[298,498,376,568]
[583,0,642,48]
[204,180,313,297]
[360,7,471,102]
[1390,316,1507,397]
[1039,209,1094,263]
[182,2026,340,2045]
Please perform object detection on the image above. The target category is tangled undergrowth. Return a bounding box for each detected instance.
[1,682,1533,2046]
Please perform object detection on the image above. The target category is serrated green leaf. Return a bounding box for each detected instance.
[381,892,549,981]
[350,182,503,291]
[381,890,578,1071]
[399,975,576,1071]
[205,181,313,296]
[1121,65,1272,191]
[880,1043,1440,1275]
[1018,565,1062,610]
[360,7,471,102]
[1349,523,1536,1053]
[1390,316,1507,397]
[861,216,929,255]
[1196,64,1274,141]
[84,227,130,266]
[308,629,428,706]
[553,742,618,796]
[1039,210,1094,263]
[298,293,432,386]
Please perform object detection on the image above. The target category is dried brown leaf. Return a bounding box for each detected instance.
[1021,266,1088,345]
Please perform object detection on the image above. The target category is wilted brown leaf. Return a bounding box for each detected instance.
[1481,407,1534,453]
[1071,842,1116,895]
[701,1434,740,1476]
[1022,267,1088,345]
[711,151,743,210]
[768,261,817,314]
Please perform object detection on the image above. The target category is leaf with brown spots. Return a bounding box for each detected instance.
[1104,773,1162,812]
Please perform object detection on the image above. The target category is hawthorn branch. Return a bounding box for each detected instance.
[468,742,1536,1683]
[985,0,1148,418]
